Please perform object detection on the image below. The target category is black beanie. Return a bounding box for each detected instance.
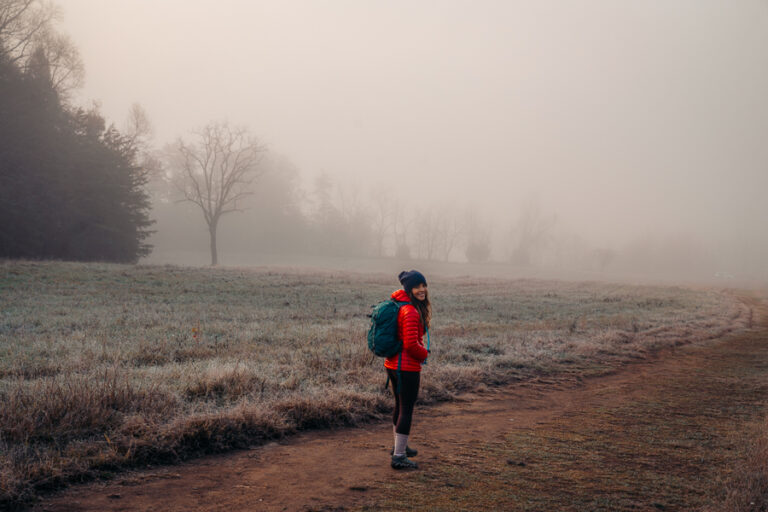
[398,270,427,294]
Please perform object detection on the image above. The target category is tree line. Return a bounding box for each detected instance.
[0,0,597,270]
[0,0,153,263]
[153,122,514,266]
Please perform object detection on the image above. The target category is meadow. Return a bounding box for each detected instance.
[0,261,749,508]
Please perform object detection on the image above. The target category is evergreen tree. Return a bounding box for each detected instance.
[0,48,153,262]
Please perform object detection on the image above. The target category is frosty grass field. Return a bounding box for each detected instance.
[0,261,749,506]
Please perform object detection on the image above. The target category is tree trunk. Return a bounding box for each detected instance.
[209,223,218,266]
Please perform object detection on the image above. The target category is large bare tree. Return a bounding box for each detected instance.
[172,122,265,265]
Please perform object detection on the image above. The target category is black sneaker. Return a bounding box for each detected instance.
[391,455,418,469]
[390,446,418,457]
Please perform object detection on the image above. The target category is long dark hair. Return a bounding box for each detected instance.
[407,288,431,330]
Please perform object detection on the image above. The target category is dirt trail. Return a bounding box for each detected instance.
[37,295,768,512]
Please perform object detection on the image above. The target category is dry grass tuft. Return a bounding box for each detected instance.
[184,363,271,401]
[706,419,768,512]
[273,389,390,430]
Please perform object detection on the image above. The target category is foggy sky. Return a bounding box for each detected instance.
[58,0,768,272]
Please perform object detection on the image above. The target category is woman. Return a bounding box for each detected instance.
[386,270,431,469]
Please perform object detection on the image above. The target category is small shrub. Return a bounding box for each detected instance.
[185,365,270,401]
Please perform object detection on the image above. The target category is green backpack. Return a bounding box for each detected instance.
[367,299,409,358]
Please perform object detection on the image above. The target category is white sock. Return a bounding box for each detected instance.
[394,433,409,457]
[393,425,397,449]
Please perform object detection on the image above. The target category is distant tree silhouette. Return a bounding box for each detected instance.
[463,208,491,263]
[509,201,556,266]
[369,190,392,257]
[170,122,265,265]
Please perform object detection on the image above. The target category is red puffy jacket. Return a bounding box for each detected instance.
[384,289,429,372]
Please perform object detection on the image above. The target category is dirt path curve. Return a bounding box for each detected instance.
[37,295,768,512]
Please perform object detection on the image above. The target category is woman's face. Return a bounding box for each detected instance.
[410,283,427,302]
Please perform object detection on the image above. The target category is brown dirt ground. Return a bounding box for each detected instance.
[34,294,768,512]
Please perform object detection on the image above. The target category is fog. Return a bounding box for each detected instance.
[59,0,768,284]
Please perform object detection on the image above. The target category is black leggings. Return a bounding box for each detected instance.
[387,369,420,435]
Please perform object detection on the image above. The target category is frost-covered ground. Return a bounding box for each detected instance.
[0,261,749,507]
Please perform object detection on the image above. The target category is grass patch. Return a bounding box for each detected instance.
[0,260,748,508]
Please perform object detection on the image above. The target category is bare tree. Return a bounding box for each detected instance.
[124,103,153,147]
[171,122,265,265]
[335,180,372,255]
[369,189,392,257]
[437,204,465,261]
[0,0,56,64]
[464,207,492,263]
[392,198,413,259]
[27,29,84,96]
[414,208,441,260]
[403,202,467,262]
[0,0,83,98]
[123,103,164,196]
[509,200,556,266]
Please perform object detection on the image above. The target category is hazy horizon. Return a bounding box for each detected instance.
[56,0,768,282]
